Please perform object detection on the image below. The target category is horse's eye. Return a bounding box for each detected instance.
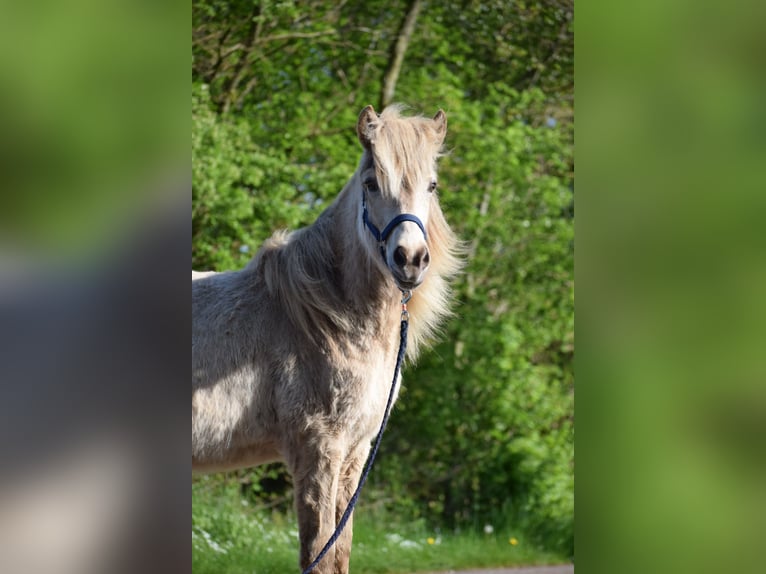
[428,181,438,193]
[363,179,379,193]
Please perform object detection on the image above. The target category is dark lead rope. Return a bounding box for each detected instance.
[301,291,411,574]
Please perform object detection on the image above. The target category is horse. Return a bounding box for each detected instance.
[192,104,462,573]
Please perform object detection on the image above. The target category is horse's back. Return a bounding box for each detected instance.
[191,265,282,467]
[192,268,256,387]
[192,270,217,280]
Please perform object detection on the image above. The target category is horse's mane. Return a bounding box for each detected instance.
[405,192,463,358]
[252,207,355,351]
[250,106,463,360]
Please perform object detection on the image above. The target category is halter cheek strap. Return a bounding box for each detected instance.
[362,193,428,261]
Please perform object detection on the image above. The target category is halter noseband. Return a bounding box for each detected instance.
[362,191,428,261]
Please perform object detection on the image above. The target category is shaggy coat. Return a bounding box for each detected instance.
[192,105,461,573]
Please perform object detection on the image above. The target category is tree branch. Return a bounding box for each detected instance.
[379,0,423,110]
[220,3,263,113]
[252,29,336,44]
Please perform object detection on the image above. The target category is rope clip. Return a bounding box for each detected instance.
[400,289,412,322]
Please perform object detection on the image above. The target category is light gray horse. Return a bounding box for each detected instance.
[192,105,461,573]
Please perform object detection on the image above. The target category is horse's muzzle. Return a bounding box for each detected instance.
[390,244,430,290]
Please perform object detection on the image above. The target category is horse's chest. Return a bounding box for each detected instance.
[330,352,400,438]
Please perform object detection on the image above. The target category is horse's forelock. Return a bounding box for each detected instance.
[366,107,445,198]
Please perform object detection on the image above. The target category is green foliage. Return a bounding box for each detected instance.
[192,0,573,559]
[192,83,359,270]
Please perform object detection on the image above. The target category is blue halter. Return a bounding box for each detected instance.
[362,192,428,261]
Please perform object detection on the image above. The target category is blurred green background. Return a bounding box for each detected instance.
[0,1,187,256]
[191,0,574,564]
[577,1,766,573]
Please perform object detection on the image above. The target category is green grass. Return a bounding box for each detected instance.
[192,481,567,574]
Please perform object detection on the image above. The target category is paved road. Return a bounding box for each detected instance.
[420,565,573,574]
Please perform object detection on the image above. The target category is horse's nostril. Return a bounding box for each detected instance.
[423,250,430,267]
[393,246,407,267]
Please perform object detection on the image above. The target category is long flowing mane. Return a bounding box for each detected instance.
[404,190,463,358]
[245,106,463,360]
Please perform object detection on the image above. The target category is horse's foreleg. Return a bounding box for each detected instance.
[332,444,370,574]
[290,446,342,574]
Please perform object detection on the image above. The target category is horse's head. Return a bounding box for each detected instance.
[355,105,447,291]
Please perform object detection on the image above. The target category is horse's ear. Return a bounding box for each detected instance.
[357,105,378,150]
[433,109,447,144]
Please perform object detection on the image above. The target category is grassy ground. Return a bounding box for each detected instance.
[192,481,566,574]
